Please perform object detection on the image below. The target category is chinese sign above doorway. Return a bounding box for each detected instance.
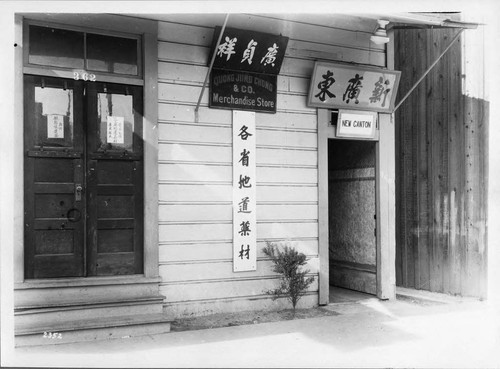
[211,26,289,75]
[307,62,401,113]
[233,111,257,272]
[210,69,277,113]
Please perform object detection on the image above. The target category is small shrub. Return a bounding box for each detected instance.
[262,241,315,313]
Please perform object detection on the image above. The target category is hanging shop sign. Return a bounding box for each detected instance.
[211,26,289,75]
[307,62,401,113]
[233,111,257,272]
[336,109,377,139]
[210,69,277,113]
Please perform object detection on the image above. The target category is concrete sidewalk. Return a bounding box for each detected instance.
[3,293,500,368]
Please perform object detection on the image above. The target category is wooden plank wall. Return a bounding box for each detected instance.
[394,27,488,298]
[128,14,384,317]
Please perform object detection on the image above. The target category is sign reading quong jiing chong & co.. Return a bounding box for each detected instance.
[210,69,277,113]
[308,62,401,113]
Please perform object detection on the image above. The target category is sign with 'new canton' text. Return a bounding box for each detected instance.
[233,111,257,272]
[211,26,289,75]
[336,110,377,139]
[308,62,401,113]
[210,69,277,113]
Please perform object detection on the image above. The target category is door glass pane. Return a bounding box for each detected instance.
[34,86,74,147]
[87,33,138,75]
[29,25,84,69]
[97,93,134,151]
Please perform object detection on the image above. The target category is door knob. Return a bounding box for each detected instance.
[75,184,83,201]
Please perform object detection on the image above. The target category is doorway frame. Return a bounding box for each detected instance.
[13,14,159,284]
[318,108,396,304]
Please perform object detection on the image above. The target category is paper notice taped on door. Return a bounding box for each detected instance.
[47,114,64,139]
[107,116,124,144]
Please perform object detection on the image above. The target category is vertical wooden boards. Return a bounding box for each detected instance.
[447,28,464,296]
[394,26,488,298]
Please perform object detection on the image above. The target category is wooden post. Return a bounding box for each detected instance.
[318,108,330,305]
[376,113,396,300]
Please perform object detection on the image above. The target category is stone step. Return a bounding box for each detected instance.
[15,276,162,307]
[15,295,165,327]
[15,312,172,347]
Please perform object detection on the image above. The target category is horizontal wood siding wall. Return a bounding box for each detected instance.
[395,28,488,298]
[148,14,383,317]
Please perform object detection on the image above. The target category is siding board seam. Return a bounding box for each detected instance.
[159,237,319,246]
[158,180,318,187]
[159,219,319,225]
[159,201,318,205]
[158,160,317,169]
[159,255,319,265]
[162,291,318,306]
[158,101,317,116]
[158,100,316,115]
[159,273,319,286]
[158,81,310,99]
[157,37,384,57]
[157,33,383,54]
[158,140,318,152]
[158,77,310,97]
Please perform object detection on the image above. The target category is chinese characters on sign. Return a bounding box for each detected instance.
[233,111,257,272]
[307,62,401,113]
[47,114,65,139]
[211,26,289,75]
[209,27,287,114]
[106,116,125,144]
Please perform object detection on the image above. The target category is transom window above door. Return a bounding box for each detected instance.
[25,23,142,78]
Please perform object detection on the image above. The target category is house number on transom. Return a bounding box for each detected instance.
[73,71,96,82]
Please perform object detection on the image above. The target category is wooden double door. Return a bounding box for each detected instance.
[24,75,144,279]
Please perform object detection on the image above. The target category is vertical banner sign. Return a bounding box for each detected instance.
[233,111,257,272]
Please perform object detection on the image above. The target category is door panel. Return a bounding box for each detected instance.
[24,75,85,278]
[86,83,144,276]
[24,76,144,279]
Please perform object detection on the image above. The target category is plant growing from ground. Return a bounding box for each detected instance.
[262,241,315,314]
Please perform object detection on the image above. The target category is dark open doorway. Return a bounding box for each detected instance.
[328,139,377,299]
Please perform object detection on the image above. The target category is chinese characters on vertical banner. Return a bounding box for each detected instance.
[233,111,257,272]
[307,62,401,113]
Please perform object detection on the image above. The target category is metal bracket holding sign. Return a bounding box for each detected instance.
[308,62,401,113]
[336,110,377,139]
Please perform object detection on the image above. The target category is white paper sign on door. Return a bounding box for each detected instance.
[107,116,124,144]
[233,111,257,272]
[47,114,64,139]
